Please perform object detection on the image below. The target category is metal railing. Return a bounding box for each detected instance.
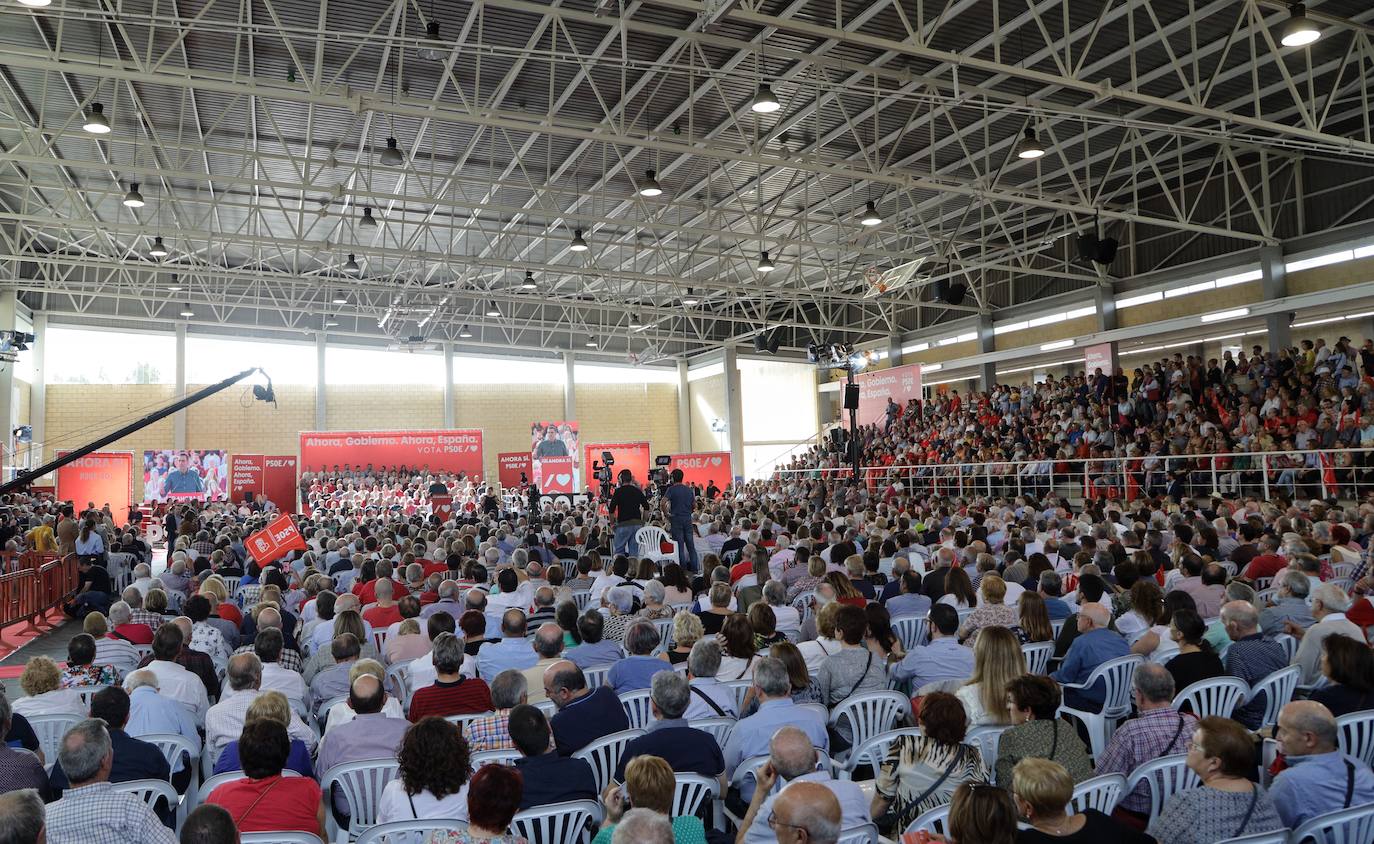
[0,553,77,632]
[773,447,1374,503]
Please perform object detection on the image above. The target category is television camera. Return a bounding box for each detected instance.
[592,450,614,499]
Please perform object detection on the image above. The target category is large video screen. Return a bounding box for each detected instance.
[143,449,230,502]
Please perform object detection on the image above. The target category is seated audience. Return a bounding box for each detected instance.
[870,691,989,834]
[957,625,1022,726]
[995,675,1093,786]
[12,657,84,718]
[376,716,472,824]
[59,633,120,688]
[1269,700,1374,828]
[1096,663,1196,821]
[593,754,708,844]
[1051,602,1129,712]
[509,703,598,809]
[408,632,492,721]
[613,671,723,781]
[1012,757,1154,843]
[545,659,629,756]
[43,718,176,844]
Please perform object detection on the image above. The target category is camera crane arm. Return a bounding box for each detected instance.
[2,367,272,495]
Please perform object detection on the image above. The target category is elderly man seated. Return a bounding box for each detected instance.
[1050,602,1129,712]
[1270,700,1374,827]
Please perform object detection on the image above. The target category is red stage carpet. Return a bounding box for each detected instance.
[0,606,70,675]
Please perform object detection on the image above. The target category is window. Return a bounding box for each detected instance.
[574,364,676,384]
[326,345,446,385]
[47,327,175,384]
[452,355,563,385]
[187,335,317,385]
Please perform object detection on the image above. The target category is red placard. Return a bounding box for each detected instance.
[55,451,134,527]
[670,451,733,489]
[585,441,651,485]
[263,456,299,514]
[540,456,575,493]
[855,362,923,427]
[430,495,453,521]
[497,452,532,489]
[299,430,484,480]
[230,454,263,503]
[1084,342,1115,376]
[246,512,307,564]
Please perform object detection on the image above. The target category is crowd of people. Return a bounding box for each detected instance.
[0,457,1370,844]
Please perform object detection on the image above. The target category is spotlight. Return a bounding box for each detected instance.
[179,303,195,317]
[343,253,361,274]
[638,169,663,197]
[83,102,111,133]
[584,337,598,348]
[167,274,182,292]
[681,288,700,307]
[360,206,378,227]
[148,236,168,258]
[757,251,775,272]
[17,0,52,7]
[1016,127,1046,159]
[379,136,406,166]
[1280,3,1320,47]
[458,325,473,338]
[417,20,446,61]
[332,291,348,305]
[569,229,589,252]
[750,85,781,114]
[486,302,501,317]
[122,183,145,208]
[324,317,339,327]
[860,201,882,227]
[521,271,537,290]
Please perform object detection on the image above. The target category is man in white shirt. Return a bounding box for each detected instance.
[735,726,867,844]
[205,653,315,764]
[123,623,209,725]
[250,627,309,715]
[681,640,738,721]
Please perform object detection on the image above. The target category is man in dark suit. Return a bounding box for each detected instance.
[612,671,723,782]
[510,704,598,809]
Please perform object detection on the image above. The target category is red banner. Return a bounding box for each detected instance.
[585,441,651,486]
[670,451,733,489]
[229,455,299,513]
[855,362,923,427]
[246,512,307,564]
[230,454,263,504]
[299,430,484,480]
[430,495,453,521]
[55,451,134,528]
[497,452,531,489]
[540,456,575,493]
[1084,342,1115,377]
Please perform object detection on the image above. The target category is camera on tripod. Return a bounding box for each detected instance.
[647,454,672,489]
[592,450,614,485]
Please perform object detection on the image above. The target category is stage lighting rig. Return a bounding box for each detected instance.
[0,331,35,364]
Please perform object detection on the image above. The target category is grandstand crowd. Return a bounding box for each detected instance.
[2,341,1374,843]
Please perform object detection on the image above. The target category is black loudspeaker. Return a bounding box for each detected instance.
[931,278,968,306]
[1095,237,1119,265]
[766,331,782,354]
[753,334,768,353]
[843,383,860,410]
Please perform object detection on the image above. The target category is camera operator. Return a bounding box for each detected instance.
[661,468,700,573]
[608,469,649,557]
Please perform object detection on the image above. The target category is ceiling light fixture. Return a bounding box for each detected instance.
[332,291,348,305]
[629,314,644,329]
[343,253,361,274]
[167,274,182,292]
[148,236,168,257]
[122,183,145,207]
[458,325,473,338]
[1016,127,1047,159]
[860,201,882,226]
[485,302,501,317]
[324,317,339,327]
[360,206,378,227]
[417,20,446,61]
[179,303,195,317]
[750,85,781,114]
[584,337,598,348]
[569,229,589,252]
[83,102,111,133]
[17,0,53,7]
[521,271,537,290]
[682,288,700,306]
[638,169,663,197]
[1280,3,1321,47]
[757,251,776,272]
[379,136,406,167]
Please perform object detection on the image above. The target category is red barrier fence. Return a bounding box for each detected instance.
[0,553,76,632]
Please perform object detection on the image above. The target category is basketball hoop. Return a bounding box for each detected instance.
[862,257,929,298]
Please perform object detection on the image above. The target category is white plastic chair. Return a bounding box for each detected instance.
[965,725,1010,770]
[321,758,401,843]
[371,630,389,654]
[355,820,467,844]
[1246,665,1301,730]
[840,726,923,780]
[141,732,201,821]
[827,691,910,763]
[509,799,602,844]
[1124,753,1200,820]
[837,823,881,844]
[619,689,655,730]
[241,834,324,844]
[1022,641,1054,675]
[74,686,112,711]
[687,717,736,749]
[1337,709,1374,769]
[1068,773,1125,815]
[571,590,592,612]
[26,714,81,772]
[571,728,642,794]
[672,772,720,826]
[722,678,754,713]
[444,711,493,732]
[110,777,178,815]
[471,748,521,768]
[385,661,413,708]
[192,769,300,813]
[583,664,612,690]
[891,615,928,650]
[1213,831,1290,844]
[904,803,952,837]
[634,526,676,563]
[1273,633,1298,664]
[1050,618,1066,639]
[1172,676,1249,720]
[1057,654,1143,759]
[651,618,675,649]
[1290,804,1374,844]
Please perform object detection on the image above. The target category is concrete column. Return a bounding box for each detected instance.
[676,359,691,452]
[315,333,327,430]
[887,335,903,367]
[1261,245,1291,354]
[173,322,187,449]
[722,345,744,481]
[30,313,45,467]
[977,314,996,391]
[562,351,577,420]
[0,292,14,479]
[443,342,455,428]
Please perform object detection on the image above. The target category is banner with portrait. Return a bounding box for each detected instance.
[530,420,579,491]
[143,449,229,502]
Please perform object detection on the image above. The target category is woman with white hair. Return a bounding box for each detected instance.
[636,580,674,620]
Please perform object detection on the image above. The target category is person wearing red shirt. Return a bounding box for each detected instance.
[408,632,492,721]
[207,719,325,836]
[362,579,404,629]
[1243,536,1288,581]
[111,603,155,644]
[728,555,755,584]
